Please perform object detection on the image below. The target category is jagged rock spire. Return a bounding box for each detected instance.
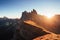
[21,9,37,21]
[22,11,27,15]
[31,9,37,14]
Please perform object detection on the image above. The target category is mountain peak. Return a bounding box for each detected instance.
[21,9,37,21]
[31,9,37,14]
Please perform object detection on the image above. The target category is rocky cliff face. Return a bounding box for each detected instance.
[20,9,45,26]
[20,9,60,34]
[13,9,49,40]
[21,9,38,21]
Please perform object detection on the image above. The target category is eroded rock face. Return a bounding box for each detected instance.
[20,9,60,34]
[21,9,38,21]
[20,9,45,27]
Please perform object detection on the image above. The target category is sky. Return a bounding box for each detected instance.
[0,0,60,18]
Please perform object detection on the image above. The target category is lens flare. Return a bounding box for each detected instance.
[45,14,54,18]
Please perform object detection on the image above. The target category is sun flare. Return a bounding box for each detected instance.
[45,14,53,18]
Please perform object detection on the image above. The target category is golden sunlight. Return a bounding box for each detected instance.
[45,14,54,18]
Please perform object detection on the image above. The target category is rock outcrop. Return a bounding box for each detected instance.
[20,9,60,34]
[21,9,38,21]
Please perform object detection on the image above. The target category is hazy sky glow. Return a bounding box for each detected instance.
[0,0,60,18]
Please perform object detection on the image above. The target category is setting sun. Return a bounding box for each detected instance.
[45,14,54,18]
